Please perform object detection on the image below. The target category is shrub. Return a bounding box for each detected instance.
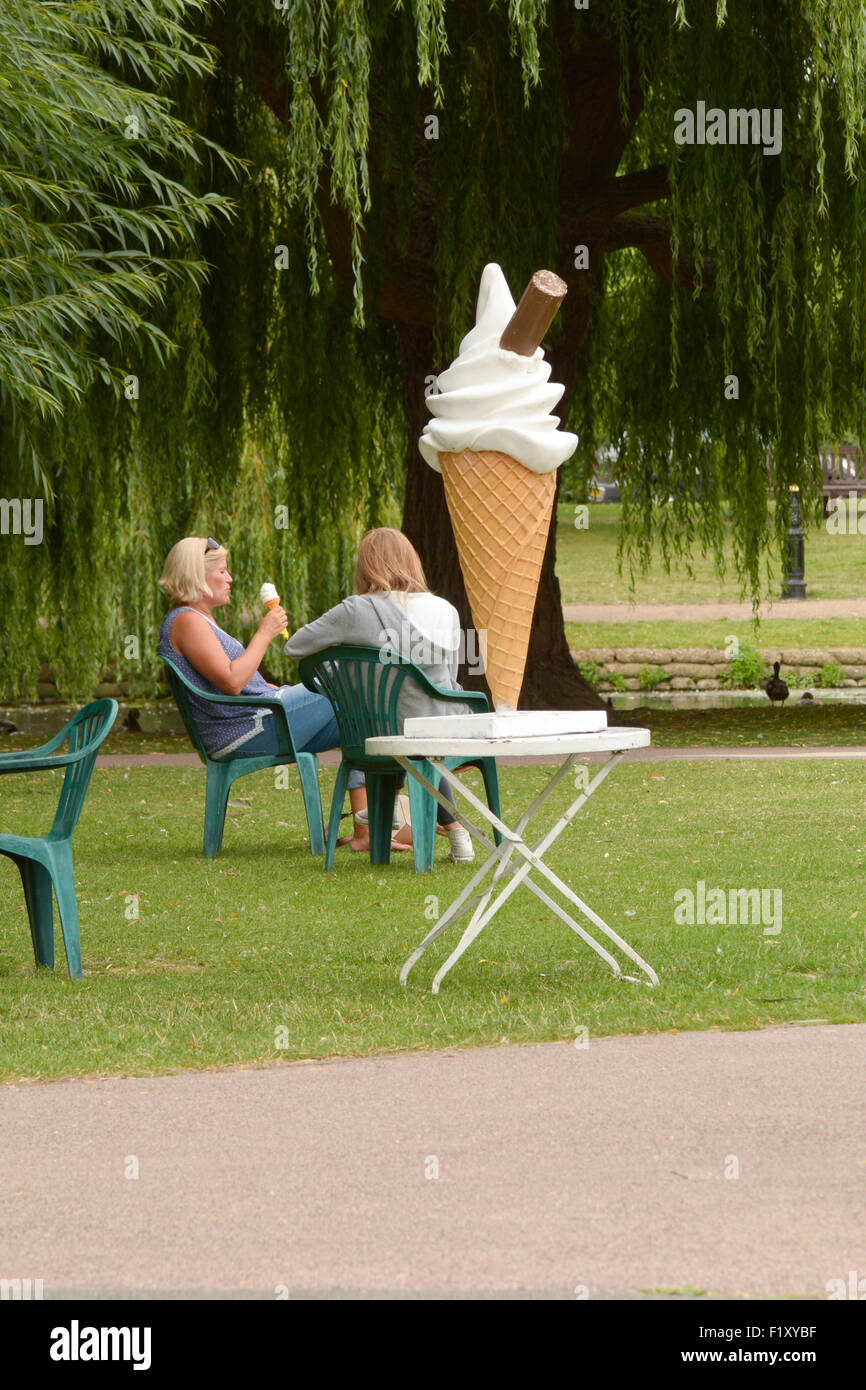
[722,642,766,689]
[578,660,599,686]
[609,672,627,692]
[637,664,667,690]
[818,660,844,688]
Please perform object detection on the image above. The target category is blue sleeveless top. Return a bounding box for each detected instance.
[158,607,273,756]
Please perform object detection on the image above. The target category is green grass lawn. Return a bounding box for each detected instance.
[556,502,866,606]
[566,617,866,652]
[2,761,863,1082]
[631,703,866,746]
[2,702,865,761]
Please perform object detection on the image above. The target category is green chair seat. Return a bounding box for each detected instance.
[0,699,118,978]
[160,656,325,858]
[298,644,501,874]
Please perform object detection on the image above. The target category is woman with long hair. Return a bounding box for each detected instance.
[285,528,474,861]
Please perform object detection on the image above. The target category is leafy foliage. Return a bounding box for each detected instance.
[721,641,767,689]
[0,0,403,699]
[818,659,844,688]
[6,0,866,705]
[0,0,231,444]
[571,2,866,601]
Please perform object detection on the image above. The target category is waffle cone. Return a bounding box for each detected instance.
[265,596,289,640]
[440,450,555,709]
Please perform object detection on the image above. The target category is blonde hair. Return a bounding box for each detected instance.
[353,528,428,596]
[159,537,227,606]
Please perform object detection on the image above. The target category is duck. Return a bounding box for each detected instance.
[800,690,814,703]
[0,718,17,733]
[765,661,789,705]
[120,707,143,733]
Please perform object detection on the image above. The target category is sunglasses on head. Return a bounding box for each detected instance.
[204,537,222,553]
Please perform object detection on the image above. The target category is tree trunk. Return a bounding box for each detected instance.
[210,9,659,718]
[397,321,606,711]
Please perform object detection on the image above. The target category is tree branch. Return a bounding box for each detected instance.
[603,213,716,292]
[570,164,670,220]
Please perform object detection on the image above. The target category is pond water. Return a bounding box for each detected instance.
[0,702,185,738]
[609,688,866,711]
[2,688,865,738]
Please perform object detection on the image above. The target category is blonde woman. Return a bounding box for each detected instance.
[285,528,474,860]
[156,537,368,827]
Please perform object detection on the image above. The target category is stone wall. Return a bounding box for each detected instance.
[22,663,139,703]
[570,646,866,692]
[14,648,866,702]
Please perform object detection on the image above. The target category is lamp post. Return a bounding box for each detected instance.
[781,484,806,599]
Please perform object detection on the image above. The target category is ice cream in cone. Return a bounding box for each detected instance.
[259,582,289,640]
[418,263,577,709]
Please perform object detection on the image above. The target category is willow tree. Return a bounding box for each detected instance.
[5,1,866,707]
[0,0,403,698]
[0,1,236,695]
[206,0,866,708]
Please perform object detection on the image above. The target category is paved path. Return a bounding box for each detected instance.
[2,1024,863,1298]
[563,597,866,623]
[97,747,866,769]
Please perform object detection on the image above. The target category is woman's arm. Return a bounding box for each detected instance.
[284,601,352,658]
[171,607,288,695]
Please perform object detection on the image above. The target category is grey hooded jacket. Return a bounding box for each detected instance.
[285,592,474,729]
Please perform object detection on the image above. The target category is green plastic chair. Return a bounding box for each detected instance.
[0,699,118,979]
[160,656,325,858]
[298,644,501,873]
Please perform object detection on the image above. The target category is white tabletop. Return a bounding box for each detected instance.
[366,728,651,759]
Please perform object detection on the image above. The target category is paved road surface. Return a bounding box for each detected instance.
[2,1025,863,1299]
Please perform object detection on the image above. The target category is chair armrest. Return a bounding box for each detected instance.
[0,719,117,774]
[0,726,71,762]
[404,671,489,711]
[160,657,300,759]
[0,746,95,774]
[184,690,298,758]
[429,687,488,710]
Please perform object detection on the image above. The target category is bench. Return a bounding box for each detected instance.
[821,445,864,516]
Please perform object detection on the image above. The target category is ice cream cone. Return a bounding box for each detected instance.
[440,448,555,709]
[264,597,289,641]
[260,583,289,640]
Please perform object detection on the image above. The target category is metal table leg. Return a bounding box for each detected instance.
[398,753,658,991]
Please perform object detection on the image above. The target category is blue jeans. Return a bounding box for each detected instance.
[232,686,455,812]
[235,685,365,789]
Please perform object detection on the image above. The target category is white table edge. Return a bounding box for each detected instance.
[365,728,651,758]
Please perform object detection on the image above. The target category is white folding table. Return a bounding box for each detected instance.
[365,727,657,993]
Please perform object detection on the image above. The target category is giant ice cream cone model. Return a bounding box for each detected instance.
[419,264,577,709]
[438,449,555,710]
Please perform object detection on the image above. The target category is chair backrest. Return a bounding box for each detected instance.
[298,645,451,765]
[160,656,209,760]
[52,699,119,838]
